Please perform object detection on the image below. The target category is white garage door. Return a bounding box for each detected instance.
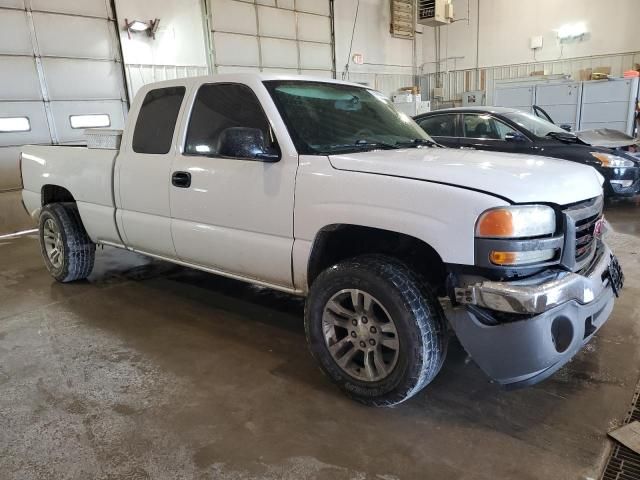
[207,0,334,77]
[0,0,127,191]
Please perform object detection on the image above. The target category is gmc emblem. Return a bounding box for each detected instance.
[594,218,605,239]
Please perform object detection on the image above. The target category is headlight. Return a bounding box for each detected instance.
[476,205,556,239]
[590,152,635,168]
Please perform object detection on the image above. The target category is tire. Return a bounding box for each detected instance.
[305,255,448,407]
[39,203,95,283]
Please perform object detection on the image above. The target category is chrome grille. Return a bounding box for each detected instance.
[575,212,600,261]
[564,196,603,272]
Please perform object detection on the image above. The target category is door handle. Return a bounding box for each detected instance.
[171,171,191,188]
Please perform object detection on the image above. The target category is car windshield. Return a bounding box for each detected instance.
[264,80,434,155]
[502,111,569,138]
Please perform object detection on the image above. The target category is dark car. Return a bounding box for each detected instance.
[414,107,640,198]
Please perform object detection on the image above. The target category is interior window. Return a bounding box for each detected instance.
[70,114,111,129]
[418,115,456,137]
[184,83,275,157]
[132,86,185,154]
[0,117,30,132]
[463,114,517,140]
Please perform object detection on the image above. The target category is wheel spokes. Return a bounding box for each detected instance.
[322,288,400,383]
[372,346,388,377]
[363,350,376,380]
[42,218,63,268]
[326,298,356,319]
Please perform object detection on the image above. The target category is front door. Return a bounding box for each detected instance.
[169,82,297,289]
[116,86,186,257]
[460,113,527,154]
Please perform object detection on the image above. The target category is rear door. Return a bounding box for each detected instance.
[115,85,186,257]
[460,113,526,154]
[169,81,297,289]
[415,114,459,147]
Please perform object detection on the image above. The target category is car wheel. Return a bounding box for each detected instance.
[305,254,448,406]
[39,203,95,282]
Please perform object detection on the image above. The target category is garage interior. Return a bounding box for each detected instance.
[1,1,640,479]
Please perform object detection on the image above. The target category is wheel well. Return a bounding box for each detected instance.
[42,185,75,206]
[307,225,447,294]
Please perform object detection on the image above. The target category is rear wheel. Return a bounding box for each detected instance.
[39,203,95,282]
[305,255,448,406]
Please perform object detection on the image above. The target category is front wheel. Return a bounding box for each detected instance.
[39,203,95,282]
[305,255,448,406]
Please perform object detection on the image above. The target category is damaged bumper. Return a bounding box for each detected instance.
[447,243,621,388]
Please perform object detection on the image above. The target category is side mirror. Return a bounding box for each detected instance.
[217,127,280,162]
[560,124,572,132]
[504,132,526,143]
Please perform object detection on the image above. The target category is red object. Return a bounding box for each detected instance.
[623,70,640,78]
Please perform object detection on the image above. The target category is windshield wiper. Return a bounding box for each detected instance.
[395,138,440,148]
[546,131,578,143]
[327,141,400,152]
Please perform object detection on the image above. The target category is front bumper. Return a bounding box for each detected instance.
[454,242,613,315]
[604,167,640,197]
[447,243,618,387]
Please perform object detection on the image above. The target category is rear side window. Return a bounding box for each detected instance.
[184,83,275,157]
[418,115,456,137]
[132,86,185,154]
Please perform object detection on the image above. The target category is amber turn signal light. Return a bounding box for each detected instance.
[489,249,557,266]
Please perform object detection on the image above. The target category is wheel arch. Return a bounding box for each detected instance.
[306,224,448,295]
[41,184,76,206]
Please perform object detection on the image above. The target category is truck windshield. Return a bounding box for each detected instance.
[264,80,434,155]
[502,111,570,138]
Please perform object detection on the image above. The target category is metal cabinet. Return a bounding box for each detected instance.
[493,77,639,135]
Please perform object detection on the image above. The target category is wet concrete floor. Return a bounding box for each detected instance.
[0,201,639,479]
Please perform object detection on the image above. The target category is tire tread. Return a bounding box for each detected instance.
[40,203,95,282]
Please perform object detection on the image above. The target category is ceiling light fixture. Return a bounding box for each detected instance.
[124,18,160,39]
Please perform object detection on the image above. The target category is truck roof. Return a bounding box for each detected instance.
[137,73,370,91]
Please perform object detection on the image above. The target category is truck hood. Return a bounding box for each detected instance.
[328,147,604,205]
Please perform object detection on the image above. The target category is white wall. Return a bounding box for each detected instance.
[335,0,422,76]
[114,0,208,67]
[422,0,640,73]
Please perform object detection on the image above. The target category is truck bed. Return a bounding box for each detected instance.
[21,145,122,245]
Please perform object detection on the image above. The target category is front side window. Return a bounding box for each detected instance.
[132,86,185,154]
[418,115,456,137]
[184,83,276,157]
[264,80,433,155]
[463,114,517,140]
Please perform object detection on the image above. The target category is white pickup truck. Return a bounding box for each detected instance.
[20,74,624,406]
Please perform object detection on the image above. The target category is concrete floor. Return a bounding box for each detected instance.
[1,202,639,480]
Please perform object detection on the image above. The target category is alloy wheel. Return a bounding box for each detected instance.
[322,289,400,382]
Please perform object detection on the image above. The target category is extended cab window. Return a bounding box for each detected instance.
[462,114,516,140]
[184,83,275,157]
[132,86,185,154]
[418,115,456,137]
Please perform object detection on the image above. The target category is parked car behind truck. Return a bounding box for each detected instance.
[20,75,623,406]
[414,107,640,198]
